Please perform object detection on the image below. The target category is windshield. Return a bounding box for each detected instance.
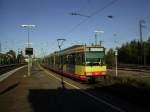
[85,52,105,66]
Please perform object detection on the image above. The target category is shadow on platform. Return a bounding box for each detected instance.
[28,88,97,112]
[28,84,150,112]
[0,82,20,95]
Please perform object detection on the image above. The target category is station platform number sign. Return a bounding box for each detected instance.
[25,48,33,55]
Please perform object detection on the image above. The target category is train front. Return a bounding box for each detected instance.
[84,46,107,81]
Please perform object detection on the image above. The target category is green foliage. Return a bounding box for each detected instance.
[105,49,115,66]
[0,50,25,65]
[117,38,150,65]
[106,37,150,65]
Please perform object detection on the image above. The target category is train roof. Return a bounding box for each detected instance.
[46,44,105,57]
[60,44,104,54]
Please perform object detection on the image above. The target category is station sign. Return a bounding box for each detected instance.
[25,48,33,55]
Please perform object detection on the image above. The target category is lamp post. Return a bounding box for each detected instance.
[139,20,146,65]
[94,30,104,46]
[57,38,66,88]
[114,38,120,77]
[21,25,35,47]
[115,50,118,77]
[0,41,1,53]
[21,24,36,76]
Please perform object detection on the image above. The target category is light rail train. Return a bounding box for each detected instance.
[42,45,107,82]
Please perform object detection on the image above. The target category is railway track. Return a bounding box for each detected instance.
[0,64,26,75]
[109,65,150,73]
[117,68,150,73]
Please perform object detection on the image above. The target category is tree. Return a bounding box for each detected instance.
[6,50,16,64]
[17,51,25,63]
[117,38,150,65]
[105,49,115,67]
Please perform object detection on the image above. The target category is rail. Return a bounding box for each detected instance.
[108,64,150,73]
[0,63,26,75]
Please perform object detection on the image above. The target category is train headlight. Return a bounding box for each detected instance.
[101,72,106,75]
[85,72,92,76]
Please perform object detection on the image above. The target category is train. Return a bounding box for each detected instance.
[42,44,107,82]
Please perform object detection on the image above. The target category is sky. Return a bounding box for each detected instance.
[0,0,150,57]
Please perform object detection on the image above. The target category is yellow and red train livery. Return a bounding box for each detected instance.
[42,45,107,82]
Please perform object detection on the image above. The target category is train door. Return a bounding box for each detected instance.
[67,54,75,76]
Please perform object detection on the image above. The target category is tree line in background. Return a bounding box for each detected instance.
[105,37,150,66]
[0,50,25,65]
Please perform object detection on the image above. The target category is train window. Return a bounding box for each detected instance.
[85,51,105,66]
[75,53,85,65]
[62,55,66,64]
[67,55,71,64]
[86,58,105,66]
[86,51,104,59]
[61,55,67,64]
[75,53,80,65]
[55,55,59,64]
[67,54,75,64]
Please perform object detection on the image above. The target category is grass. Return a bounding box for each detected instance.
[98,75,149,89]
[94,75,150,109]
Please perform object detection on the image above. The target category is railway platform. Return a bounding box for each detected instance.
[0,65,150,112]
[0,65,118,112]
[0,65,59,112]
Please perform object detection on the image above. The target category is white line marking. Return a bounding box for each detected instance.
[0,65,27,82]
[40,65,125,112]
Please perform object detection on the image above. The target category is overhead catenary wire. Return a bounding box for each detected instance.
[67,0,118,35]
[89,0,118,17]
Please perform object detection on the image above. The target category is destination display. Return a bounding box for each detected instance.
[86,47,104,52]
[90,48,104,51]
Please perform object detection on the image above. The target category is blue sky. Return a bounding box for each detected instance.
[0,0,150,57]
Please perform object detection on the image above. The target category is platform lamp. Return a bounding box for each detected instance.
[21,24,36,76]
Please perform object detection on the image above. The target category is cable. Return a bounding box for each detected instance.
[66,0,118,35]
[89,0,118,17]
